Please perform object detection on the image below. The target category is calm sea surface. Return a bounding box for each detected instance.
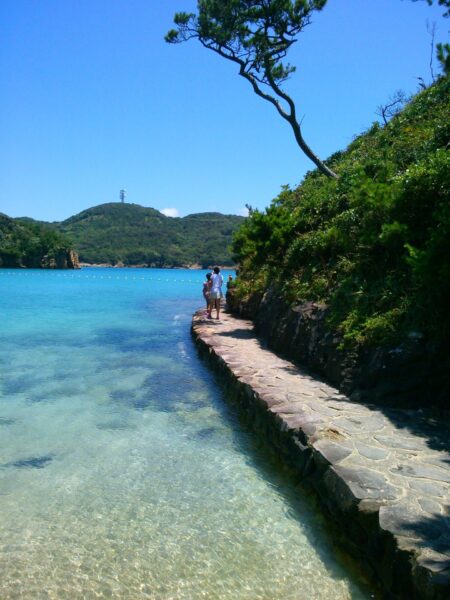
[0,268,372,599]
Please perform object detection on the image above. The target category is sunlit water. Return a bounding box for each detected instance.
[0,268,372,599]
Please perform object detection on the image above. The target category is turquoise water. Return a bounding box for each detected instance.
[0,268,371,599]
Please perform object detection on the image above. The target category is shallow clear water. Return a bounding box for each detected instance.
[0,268,372,599]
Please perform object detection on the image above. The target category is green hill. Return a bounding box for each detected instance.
[232,76,450,352]
[33,204,244,267]
[0,213,78,269]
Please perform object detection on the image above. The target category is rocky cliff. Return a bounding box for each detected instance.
[40,249,80,269]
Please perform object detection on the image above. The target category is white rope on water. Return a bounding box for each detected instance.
[0,270,230,285]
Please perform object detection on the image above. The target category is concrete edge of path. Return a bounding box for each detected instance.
[191,309,450,600]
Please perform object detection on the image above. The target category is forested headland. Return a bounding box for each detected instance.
[1,205,244,268]
[0,213,79,269]
[51,203,244,267]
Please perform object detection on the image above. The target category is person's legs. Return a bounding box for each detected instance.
[215,297,220,319]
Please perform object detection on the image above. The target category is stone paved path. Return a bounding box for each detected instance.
[192,309,450,599]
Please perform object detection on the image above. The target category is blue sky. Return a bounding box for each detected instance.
[0,0,447,222]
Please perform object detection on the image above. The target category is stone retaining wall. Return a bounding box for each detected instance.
[227,288,450,411]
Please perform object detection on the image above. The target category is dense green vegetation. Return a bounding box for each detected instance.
[0,213,75,268]
[40,204,243,267]
[232,76,450,350]
[6,204,243,268]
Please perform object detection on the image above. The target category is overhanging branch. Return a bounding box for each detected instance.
[166,1,337,179]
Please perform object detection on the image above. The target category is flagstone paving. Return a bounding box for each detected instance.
[192,309,450,600]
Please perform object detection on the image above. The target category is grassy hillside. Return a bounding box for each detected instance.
[232,76,450,350]
[0,213,77,268]
[42,204,244,267]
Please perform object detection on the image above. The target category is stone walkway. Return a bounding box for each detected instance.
[192,309,450,600]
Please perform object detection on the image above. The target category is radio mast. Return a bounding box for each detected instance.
[120,189,126,203]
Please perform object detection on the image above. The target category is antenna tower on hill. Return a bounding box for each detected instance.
[120,189,126,203]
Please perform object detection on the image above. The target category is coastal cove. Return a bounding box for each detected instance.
[3,1,449,598]
[0,268,372,599]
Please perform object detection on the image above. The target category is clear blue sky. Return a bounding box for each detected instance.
[0,0,446,222]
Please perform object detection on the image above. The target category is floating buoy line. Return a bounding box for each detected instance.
[0,270,212,284]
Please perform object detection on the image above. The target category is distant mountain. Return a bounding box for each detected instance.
[19,203,245,267]
[0,213,79,269]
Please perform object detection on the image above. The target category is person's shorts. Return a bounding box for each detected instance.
[210,290,222,300]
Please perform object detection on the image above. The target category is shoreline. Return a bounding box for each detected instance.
[0,264,237,271]
[79,263,237,270]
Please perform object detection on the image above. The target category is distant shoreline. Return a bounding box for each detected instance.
[79,263,237,270]
[0,264,237,271]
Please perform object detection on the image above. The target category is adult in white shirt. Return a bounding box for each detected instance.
[208,266,224,319]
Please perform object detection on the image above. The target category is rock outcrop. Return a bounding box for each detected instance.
[41,249,80,269]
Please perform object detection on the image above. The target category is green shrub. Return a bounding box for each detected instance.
[232,76,450,349]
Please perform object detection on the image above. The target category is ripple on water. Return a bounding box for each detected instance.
[0,269,373,599]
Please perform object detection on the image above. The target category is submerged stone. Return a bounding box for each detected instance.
[4,455,53,469]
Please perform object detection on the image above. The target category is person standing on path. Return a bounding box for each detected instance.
[202,272,212,311]
[208,266,223,319]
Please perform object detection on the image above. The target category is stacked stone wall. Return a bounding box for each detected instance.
[227,288,449,411]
